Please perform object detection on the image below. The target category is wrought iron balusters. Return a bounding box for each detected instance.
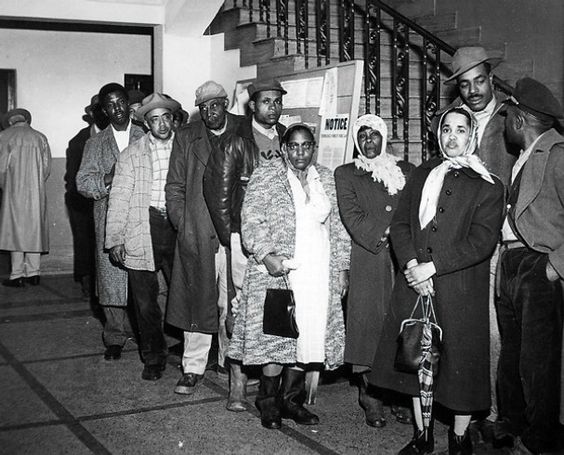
[315,0,331,66]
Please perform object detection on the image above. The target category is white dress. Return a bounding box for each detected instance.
[287,166,331,364]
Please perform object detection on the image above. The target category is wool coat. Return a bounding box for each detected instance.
[0,123,51,252]
[105,133,172,271]
[334,160,414,368]
[227,160,351,370]
[76,124,145,306]
[369,158,505,412]
[434,97,517,186]
[165,113,243,333]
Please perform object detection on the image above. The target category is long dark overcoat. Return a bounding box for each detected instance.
[165,113,242,333]
[369,158,505,412]
[334,161,413,368]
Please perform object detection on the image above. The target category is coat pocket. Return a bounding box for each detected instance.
[125,223,144,257]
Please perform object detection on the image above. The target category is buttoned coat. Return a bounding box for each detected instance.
[334,160,414,367]
[0,123,51,252]
[227,160,351,369]
[370,158,505,412]
[165,113,243,333]
[105,132,171,271]
[434,97,517,185]
[76,124,145,306]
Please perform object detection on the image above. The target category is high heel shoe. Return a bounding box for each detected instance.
[448,428,472,455]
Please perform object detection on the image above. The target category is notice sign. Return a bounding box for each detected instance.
[317,114,350,170]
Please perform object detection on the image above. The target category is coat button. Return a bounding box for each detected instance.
[432,226,437,232]
[454,171,460,177]
[385,205,392,212]
[427,247,433,253]
[438,207,445,213]
[445,189,452,196]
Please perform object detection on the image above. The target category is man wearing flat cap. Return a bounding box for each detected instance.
[166,80,244,395]
[77,82,145,361]
[497,77,564,455]
[0,108,51,287]
[105,93,180,381]
[203,78,287,410]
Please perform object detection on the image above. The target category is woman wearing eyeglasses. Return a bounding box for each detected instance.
[335,114,414,428]
[227,123,351,429]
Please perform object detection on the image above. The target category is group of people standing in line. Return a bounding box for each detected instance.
[1,45,564,455]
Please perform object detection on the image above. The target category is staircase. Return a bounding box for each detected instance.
[206,0,512,164]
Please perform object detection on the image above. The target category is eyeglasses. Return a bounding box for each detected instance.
[286,141,314,152]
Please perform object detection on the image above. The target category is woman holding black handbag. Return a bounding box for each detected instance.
[227,123,351,429]
[369,108,505,454]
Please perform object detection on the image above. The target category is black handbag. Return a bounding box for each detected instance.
[263,274,299,339]
[394,294,442,375]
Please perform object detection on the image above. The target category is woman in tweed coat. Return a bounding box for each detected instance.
[228,124,351,429]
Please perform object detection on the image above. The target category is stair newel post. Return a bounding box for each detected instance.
[276,0,289,55]
[264,0,271,38]
[421,37,429,162]
[315,0,331,67]
[363,0,381,116]
[391,18,399,140]
[338,0,355,62]
[401,23,410,161]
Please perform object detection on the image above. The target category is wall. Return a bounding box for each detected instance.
[0,28,152,274]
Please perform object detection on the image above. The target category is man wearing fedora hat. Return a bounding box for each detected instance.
[497,78,564,455]
[166,80,244,395]
[203,78,287,410]
[77,82,145,361]
[0,108,51,287]
[105,93,180,380]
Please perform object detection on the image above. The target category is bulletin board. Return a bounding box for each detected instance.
[232,60,364,170]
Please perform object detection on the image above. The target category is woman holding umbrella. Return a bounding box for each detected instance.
[369,107,505,454]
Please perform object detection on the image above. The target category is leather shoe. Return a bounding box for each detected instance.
[142,364,165,381]
[398,430,434,455]
[104,345,122,360]
[391,404,413,425]
[2,278,25,288]
[24,276,40,285]
[174,373,203,395]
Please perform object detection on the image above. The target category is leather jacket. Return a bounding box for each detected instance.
[203,118,286,246]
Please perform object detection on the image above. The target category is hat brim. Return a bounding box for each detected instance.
[444,57,502,85]
[136,100,181,120]
[2,108,32,129]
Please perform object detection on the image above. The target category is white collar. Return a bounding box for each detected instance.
[110,121,131,136]
[252,117,278,140]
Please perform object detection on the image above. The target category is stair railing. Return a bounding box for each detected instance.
[228,0,513,162]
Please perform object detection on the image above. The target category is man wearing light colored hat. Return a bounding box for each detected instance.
[0,108,51,287]
[497,77,564,455]
[166,80,244,395]
[105,92,180,381]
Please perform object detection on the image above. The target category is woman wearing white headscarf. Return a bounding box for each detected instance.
[335,114,414,428]
[369,108,505,455]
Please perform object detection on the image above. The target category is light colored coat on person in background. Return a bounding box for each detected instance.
[0,123,51,252]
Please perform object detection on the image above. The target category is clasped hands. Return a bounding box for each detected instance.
[404,259,436,296]
[263,253,349,298]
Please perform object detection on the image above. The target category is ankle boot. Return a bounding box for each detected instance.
[398,419,434,455]
[227,362,248,412]
[448,429,472,455]
[358,373,386,428]
[255,374,282,429]
[279,368,319,425]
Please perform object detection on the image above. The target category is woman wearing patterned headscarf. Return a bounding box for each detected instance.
[335,114,414,428]
[370,108,505,455]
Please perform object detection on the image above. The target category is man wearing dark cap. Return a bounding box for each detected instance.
[128,89,146,130]
[0,108,51,287]
[105,93,180,381]
[202,78,286,410]
[65,95,108,297]
[166,80,243,395]
[77,82,145,361]
[497,77,564,455]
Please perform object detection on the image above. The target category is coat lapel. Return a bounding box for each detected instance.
[192,122,212,165]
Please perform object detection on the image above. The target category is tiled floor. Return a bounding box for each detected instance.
[0,275,507,454]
